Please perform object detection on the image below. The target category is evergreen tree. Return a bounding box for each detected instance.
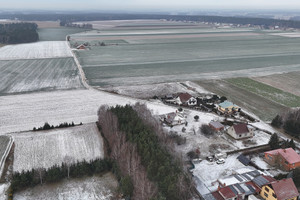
[271,115,283,127]
[268,133,280,150]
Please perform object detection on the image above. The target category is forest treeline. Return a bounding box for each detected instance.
[2,13,300,29]
[10,159,112,192]
[0,23,38,44]
[271,108,300,138]
[98,103,194,200]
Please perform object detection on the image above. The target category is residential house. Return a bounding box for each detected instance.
[175,93,197,106]
[264,148,300,171]
[209,121,225,132]
[218,101,240,114]
[76,44,86,50]
[212,183,256,200]
[227,124,254,140]
[218,169,261,187]
[259,178,299,200]
[159,112,186,126]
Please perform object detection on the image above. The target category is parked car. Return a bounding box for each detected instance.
[192,158,202,164]
[216,158,225,164]
[206,156,214,162]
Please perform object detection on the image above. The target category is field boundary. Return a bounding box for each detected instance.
[66,38,92,90]
[0,136,13,177]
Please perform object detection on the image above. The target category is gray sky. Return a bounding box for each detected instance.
[2,0,300,11]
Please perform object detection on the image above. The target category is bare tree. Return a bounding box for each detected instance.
[63,155,75,179]
[36,167,45,185]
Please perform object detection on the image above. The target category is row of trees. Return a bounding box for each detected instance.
[33,121,82,131]
[268,133,296,150]
[271,108,300,138]
[2,13,300,29]
[11,158,112,192]
[0,23,38,44]
[98,104,193,200]
[59,21,93,29]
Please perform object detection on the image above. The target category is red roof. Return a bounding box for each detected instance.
[265,148,300,164]
[212,191,224,200]
[271,178,299,200]
[233,124,249,134]
[219,186,236,199]
[178,93,193,103]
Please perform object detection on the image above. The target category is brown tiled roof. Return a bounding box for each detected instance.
[212,191,224,200]
[271,178,299,200]
[178,93,192,103]
[233,124,249,134]
[219,186,236,199]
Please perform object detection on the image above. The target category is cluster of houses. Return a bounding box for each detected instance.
[161,92,247,118]
[205,148,300,200]
[209,175,299,200]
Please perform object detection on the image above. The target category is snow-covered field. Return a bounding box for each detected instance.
[14,173,118,200]
[0,89,174,134]
[0,58,83,95]
[270,32,300,38]
[12,123,104,172]
[0,41,72,60]
[102,81,211,99]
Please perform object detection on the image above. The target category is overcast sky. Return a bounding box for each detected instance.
[2,0,300,11]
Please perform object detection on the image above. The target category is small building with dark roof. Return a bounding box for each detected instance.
[209,121,225,132]
[227,123,254,140]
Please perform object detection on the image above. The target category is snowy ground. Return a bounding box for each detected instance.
[0,183,9,200]
[14,172,118,200]
[0,89,174,134]
[165,109,271,158]
[193,154,253,192]
[0,41,72,60]
[11,123,104,172]
[250,155,271,170]
[102,81,211,99]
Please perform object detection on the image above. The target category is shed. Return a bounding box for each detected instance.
[209,121,225,131]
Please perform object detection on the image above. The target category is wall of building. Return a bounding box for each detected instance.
[260,185,277,200]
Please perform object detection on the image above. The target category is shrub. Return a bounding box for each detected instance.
[201,124,214,136]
